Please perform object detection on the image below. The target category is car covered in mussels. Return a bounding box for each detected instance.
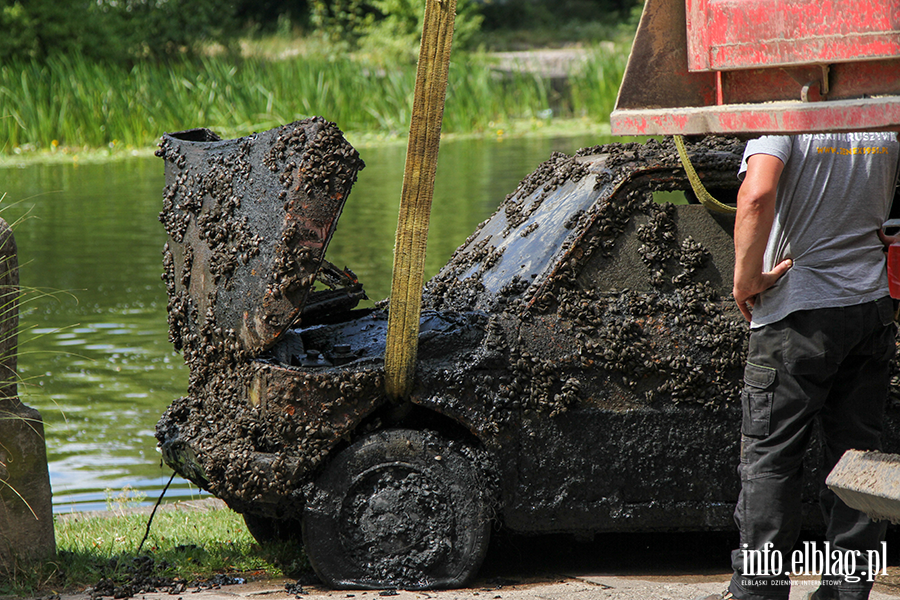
[154,120,900,590]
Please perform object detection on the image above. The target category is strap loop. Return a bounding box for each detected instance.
[673,135,737,215]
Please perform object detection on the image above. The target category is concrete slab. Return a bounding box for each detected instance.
[827,450,900,524]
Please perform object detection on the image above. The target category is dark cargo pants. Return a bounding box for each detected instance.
[728,297,896,600]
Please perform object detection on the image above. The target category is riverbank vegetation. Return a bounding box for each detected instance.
[1,502,299,596]
[0,46,628,155]
[0,0,638,157]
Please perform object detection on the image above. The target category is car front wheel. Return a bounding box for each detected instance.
[302,428,492,589]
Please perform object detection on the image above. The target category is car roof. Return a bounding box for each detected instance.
[423,139,744,314]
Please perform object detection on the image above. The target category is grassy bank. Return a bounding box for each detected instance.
[1,500,298,597]
[0,45,627,155]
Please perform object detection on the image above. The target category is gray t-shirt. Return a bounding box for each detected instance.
[738,133,900,328]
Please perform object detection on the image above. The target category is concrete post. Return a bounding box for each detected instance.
[0,218,55,572]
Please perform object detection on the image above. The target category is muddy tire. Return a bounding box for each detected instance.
[243,514,302,544]
[302,429,492,589]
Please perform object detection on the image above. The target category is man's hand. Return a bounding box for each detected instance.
[878,229,900,250]
[733,259,792,321]
[733,152,786,322]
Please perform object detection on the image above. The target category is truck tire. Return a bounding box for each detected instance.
[302,429,492,589]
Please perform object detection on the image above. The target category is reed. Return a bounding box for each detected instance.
[568,45,629,120]
[0,44,628,154]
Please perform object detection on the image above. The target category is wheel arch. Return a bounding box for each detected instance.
[339,399,503,506]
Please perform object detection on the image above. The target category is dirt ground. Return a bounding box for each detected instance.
[51,558,900,600]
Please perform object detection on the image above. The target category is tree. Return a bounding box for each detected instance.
[0,0,241,62]
[479,0,641,31]
[311,0,483,60]
[110,0,241,58]
[0,0,115,61]
[234,0,311,32]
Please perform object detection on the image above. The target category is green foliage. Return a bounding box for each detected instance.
[310,0,378,42]
[0,2,36,60]
[568,43,629,120]
[235,0,311,32]
[0,45,627,153]
[0,0,117,61]
[0,0,241,62]
[0,504,306,595]
[358,0,483,62]
[479,0,640,31]
[0,0,638,62]
[443,57,550,130]
[311,0,483,58]
[110,0,242,59]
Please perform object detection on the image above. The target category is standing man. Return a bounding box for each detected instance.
[704,132,900,600]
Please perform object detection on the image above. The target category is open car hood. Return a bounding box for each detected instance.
[158,118,366,355]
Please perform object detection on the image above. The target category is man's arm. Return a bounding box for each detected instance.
[733,153,793,321]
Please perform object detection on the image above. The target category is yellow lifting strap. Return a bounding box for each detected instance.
[384,0,457,401]
[673,135,737,215]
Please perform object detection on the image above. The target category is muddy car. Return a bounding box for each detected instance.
[154,122,900,590]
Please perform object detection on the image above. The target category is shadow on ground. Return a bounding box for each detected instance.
[479,527,900,584]
[480,529,738,582]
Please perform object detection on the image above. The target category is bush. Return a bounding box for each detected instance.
[0,2,35,59]
[311,0,483,59]
[0,0,241,63]
[363,0,483,61]
[0,0,117,61]
[479,0,640,31]
[235,0,311,33]
[113,0,241,59]
[310,0,378,42]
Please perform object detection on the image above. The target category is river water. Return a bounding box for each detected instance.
[0,131,615,512]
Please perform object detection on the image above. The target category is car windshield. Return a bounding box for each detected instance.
[423,151,606,312]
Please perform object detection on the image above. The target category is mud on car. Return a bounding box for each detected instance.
[154,121,900,590]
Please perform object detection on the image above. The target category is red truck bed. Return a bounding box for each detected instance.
[611,0,900,135]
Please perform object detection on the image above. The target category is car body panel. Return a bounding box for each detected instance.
[158,119,364,354]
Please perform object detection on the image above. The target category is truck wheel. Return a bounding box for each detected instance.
[302,429,492,589]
